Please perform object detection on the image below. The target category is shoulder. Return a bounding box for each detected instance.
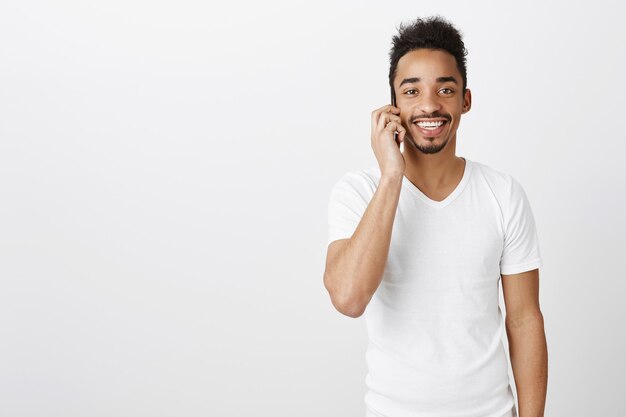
[469,159,523,199]
[331,165,380,193]
[470,159,516,187]
[468,159,532,226]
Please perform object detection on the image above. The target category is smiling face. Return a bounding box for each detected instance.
[393,48,471,155]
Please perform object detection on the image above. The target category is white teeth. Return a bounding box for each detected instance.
[416,121,444,129]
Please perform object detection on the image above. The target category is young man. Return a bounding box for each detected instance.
[323,16,548,417]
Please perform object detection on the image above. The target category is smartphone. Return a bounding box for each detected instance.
[391,87,400,146]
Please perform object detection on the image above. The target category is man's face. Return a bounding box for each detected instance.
[393,48,471,155]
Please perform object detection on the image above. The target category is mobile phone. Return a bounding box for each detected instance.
[391,87,399,144]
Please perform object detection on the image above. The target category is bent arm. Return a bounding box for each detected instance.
[323,174,402,318]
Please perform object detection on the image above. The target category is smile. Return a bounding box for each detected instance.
[413,120,448,136]
[416,121,444,129]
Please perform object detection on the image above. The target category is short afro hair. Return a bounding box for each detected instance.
[389,15,468,103]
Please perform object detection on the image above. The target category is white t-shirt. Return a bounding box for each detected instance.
[326,157,542,417]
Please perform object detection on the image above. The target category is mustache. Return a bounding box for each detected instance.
[410,113,451,123]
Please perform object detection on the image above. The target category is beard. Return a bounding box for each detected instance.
[403,130,450,154]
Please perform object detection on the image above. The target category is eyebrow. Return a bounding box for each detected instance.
[398,76,459,87]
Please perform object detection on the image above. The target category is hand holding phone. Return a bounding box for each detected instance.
[370,99,406,178]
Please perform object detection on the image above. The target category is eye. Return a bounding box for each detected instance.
[405,89,418,96]
[440,88,454,94]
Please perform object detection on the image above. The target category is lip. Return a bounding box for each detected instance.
[413,120,448,137]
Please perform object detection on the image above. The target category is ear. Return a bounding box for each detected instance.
[462,88,472,114]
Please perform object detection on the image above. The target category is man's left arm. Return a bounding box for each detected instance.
[502,268,548,417]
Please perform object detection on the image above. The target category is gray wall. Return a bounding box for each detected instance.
[1,0,624,416]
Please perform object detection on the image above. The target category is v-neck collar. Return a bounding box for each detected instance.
[401,157,472,209]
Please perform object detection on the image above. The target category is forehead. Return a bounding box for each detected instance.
[395,48,460,85]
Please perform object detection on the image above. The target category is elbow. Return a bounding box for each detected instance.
[323,273,367,318]
[333,296,366,318]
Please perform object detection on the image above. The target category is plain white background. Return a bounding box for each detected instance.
[1,1,625,416]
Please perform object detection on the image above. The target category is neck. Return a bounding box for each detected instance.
[402,136,464,188]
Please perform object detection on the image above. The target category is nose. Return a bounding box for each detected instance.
[418,90,441,114]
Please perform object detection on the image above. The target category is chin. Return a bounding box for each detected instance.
[406,133,450,154]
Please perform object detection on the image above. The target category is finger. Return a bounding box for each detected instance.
[384,120,406,134]
[380,104,401,114]
[387,115,402,127]
[397,129,406,143]
[371,105,401,125]
[378,111,401,126]
[378,112,402,130]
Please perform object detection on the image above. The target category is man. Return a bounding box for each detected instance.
[323,16,548,417]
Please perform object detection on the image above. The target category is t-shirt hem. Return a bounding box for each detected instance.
[328,234,353,246]
[500,258,542,275]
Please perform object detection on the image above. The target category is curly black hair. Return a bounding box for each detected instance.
[389,15,468,103]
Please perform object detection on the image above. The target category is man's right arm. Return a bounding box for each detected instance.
[323,173,403,318]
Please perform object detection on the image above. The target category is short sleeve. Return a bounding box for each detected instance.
[327,171,374,246]
[499,177,543,275]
